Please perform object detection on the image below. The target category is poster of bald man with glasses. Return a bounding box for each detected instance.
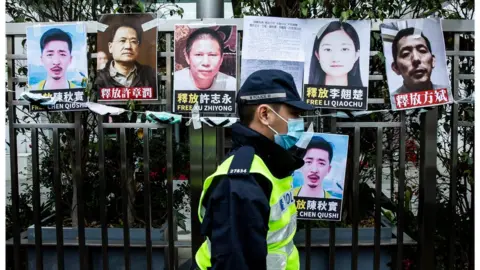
[95,13,158,101]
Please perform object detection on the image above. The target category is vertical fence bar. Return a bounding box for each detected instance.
[390,142,394,202]
[120,127,130,270]
[304,110,317,270]
[31,128,43,270]
[305,221,311,270]
[351,126,360,270]
[203,127,218,177]
[329,113,337,270]
[396,111,406,269]
[469,159,474,270]
[418,108,438,269]
[374,127,383,270]
[216,127,225,163]
[448,33,460,270]
[189,123,203,264]
[75,112,87,270]
[165,32,176,270]
[119,128,131,270]
[143,128,153,270]
[7,35,21,270]
[53,128,64,270]
[97,115,109,270]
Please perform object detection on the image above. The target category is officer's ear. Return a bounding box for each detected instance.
[257,104,272,126]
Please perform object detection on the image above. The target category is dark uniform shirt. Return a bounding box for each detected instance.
[199,122,304,270]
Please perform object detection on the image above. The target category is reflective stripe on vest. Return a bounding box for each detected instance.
[267,213,296,244]
[203,237,296,270]
[200,207,296,246]
[266,240,295,270]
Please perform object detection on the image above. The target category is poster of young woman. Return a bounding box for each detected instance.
[173,24,238,114]
[95,13,158,101]
[303,20,371,110]
[292,132,349,221]
[380,18,452,111]
[26,23,89,112]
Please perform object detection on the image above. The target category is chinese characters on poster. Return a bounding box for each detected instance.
[303,20,371,110]
[26,23,89,112]
[95,13,158,101]
[174,24,238,113]
[380,18,452,110]
[22,17,456,115]
[293,133,349,221]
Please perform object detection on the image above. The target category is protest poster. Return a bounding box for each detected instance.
[173,24,238,114]
[241,16,304,97]
[303,20,370,110]
[380,18,452,110]
[26,23,89,112]
[95,13,158,101]
[292,132,349,221]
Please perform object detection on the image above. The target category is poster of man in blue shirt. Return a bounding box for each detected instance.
[27,24,88,90]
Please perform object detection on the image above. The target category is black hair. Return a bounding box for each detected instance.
[306,136,333,163]
[110,22,142,44]
[308,21,363,87]
[391,27,432,63]
[40,28,73,53]
[238,103,281,125]
[185,27,224,56]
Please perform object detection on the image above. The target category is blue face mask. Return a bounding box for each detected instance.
[268,107,305,150]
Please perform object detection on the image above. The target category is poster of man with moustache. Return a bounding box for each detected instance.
[26,23,89,112]
[292,132,349,221]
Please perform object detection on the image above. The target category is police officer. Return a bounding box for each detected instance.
[195,69,315,270]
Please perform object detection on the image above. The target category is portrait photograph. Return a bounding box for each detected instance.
[96,13,158,100]
[303,19,371,89]
[292,132,349,200]
[26,23,88,90]
[174,24,238,91]
[380,18,452,110]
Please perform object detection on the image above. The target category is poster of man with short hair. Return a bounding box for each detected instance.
[380,18,452,110]
[303,19,371,110]
[173,24,238,114]
[292,132,349,221]
[95,13,158,101]
[26,23,89,112]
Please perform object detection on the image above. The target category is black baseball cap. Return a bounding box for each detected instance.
[237,69,315,111]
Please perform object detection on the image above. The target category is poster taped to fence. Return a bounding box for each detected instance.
[380,18,452,111]
[173,24,238,114]
[95,13,158,101]
[241,16,304,97]
[292,132,349,221]
[303,20,370,110]
[26,23,89,112]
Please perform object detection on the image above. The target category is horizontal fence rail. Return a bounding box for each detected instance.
[5,18,474,270]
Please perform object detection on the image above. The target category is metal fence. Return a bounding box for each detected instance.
[5,19,474,270]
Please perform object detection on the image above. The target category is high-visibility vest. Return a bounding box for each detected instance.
[195,146,300,270]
